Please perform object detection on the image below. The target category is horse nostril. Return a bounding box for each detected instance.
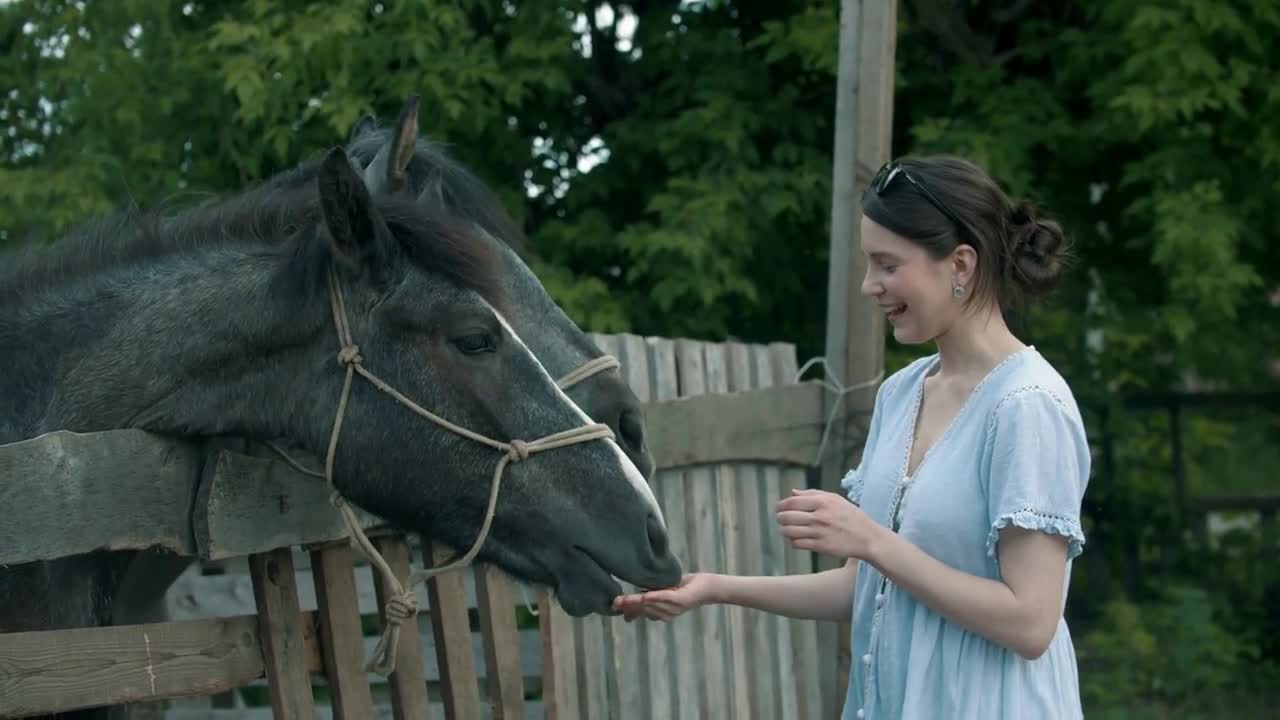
[645,511,669,559]
[619,409,645,452]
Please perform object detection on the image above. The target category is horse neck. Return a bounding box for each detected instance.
[0,247,325,445]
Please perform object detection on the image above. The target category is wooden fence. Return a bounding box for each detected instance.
[0,333,835,719]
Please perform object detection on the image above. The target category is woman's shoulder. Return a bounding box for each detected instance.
[981,347,1083,427]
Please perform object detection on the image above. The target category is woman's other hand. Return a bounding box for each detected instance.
[776,488,886,561]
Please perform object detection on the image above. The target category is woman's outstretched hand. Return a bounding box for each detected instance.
[611,572,718,622]
[776,488,884,561]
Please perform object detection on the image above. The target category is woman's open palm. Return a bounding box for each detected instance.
[611,572,716,622]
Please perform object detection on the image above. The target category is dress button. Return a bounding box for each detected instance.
[856,710,866,719]
[875,592,885,606]
[862,653,872,665]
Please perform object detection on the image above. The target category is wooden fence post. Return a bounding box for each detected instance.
[371,535,432,720]
[249,548,316,719]
[310,541,376,719]
[821,0,898,714]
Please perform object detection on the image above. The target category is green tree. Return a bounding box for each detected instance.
[5,0,1279,710]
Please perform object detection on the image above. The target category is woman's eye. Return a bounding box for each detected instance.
[452,332,496,355]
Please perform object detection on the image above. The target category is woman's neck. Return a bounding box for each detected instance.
[931,305,1027,381]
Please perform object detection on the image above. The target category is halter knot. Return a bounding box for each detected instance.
[337,344,363,366]
[384,592,418,623]
[508,440,531,462]
[328,490,346,510]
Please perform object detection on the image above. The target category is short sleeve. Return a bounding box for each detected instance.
[840,465,865,505]
[840,379,891,506]
[984,388,1090,561]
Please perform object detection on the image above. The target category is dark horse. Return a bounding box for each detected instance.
[0,142,682,716]
[276,97,657,481]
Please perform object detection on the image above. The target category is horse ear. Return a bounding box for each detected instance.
[347,114,378,145]
[318,147,401,285]
[362,95,419,196]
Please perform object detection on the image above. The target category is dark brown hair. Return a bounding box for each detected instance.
[861,155,1070,310]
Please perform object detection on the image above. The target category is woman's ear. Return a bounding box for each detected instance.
[952,243,979,289]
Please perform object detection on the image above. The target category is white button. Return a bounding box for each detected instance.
[875,592,885,606]
[856,710,866,719]
[862,653,872,665]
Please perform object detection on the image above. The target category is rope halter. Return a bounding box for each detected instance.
[273,265,621,675]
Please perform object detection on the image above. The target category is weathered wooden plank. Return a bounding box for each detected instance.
[616,333,664,720]
[704,343,753,719]
[0,612,301,717]
[234,625,545,690]
[0,429,201,565]
[167,568,545,684]
[646,337,692,720]
[249,549,315,719]
[163,700,546,720]
[310,543,376,720]
[770,342,823,720]
[538,589,579,720]
[370,536,431,720]
[425,541,483,720]
[726,340,775,719]
[644,381,826,470]
[196,450,387,561]
[0,382,827,568]
[752,345,797,720]
[674,339,728,720]
[475,564,526,720]
[575,594,609,719]
[166,561,481,621]
[578,333,627,712]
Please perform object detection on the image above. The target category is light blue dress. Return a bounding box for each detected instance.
[841,347,1089,719]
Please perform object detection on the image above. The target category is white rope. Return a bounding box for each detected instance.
[794,357,884,467]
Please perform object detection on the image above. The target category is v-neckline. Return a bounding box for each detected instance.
[885,348,1031,534]
[899,346,1034,484]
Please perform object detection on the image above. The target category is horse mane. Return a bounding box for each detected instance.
[0,172,507,313]
[272,129,529,257]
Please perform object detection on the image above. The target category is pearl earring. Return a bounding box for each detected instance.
[952,284,965,299]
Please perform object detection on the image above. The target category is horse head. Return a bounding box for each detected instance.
[341,97,657,481]
[293,148,681,615]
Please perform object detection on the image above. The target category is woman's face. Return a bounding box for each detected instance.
[858,215,967,345]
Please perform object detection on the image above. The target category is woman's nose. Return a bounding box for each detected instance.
[860,269,880,297]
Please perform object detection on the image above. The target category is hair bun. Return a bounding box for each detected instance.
[1010,199,1037,227]
[1008,199,1067,296]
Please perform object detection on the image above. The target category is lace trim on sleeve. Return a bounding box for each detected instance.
[986,508,1085,561]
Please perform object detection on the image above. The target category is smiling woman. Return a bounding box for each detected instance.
[615,155,1088,720]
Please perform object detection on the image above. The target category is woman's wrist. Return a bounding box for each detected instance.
[861,521,898,571]
[701,572,729,605]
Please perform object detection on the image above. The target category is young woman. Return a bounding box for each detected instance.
[613,156,1089,719]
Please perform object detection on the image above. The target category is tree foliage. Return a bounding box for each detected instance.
[3,0,1278,707]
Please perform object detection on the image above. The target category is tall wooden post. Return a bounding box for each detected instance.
[819,0,898,715]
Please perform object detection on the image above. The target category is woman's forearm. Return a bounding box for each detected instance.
[708,559,858,623]
[866,526,1059,659]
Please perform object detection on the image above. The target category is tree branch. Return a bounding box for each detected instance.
[904,0,1019,68]
[994,0,1037,25]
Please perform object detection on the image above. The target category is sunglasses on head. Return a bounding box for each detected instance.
[870,161,970,240]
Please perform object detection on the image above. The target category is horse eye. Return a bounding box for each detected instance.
[452,332,496,355]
